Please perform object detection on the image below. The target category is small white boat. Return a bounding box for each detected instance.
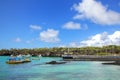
[32,54,41,60]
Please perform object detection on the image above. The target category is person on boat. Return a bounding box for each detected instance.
[9,55,16,61]
[39,54,42,57]
[16,54,22,61]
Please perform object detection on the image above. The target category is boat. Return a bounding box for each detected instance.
[22,54,31,62]
[62,48,74,59]
[6,59,31,64]
[23,58,31,63]
[6,54,31,64]
[32,54,41,60]
[6,60,23,64]
[62,54,74,59]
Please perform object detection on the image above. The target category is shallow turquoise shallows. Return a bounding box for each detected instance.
[0,56,120,80]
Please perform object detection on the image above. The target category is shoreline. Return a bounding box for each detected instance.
[102,61,120,65]
[1,55,120,65]
[2,55,120,61]
[63,55,120,61]
[62,55,120,65]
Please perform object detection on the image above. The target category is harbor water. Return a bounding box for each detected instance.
[0,56,120,80]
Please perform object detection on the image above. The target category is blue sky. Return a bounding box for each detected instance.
[0,0,120,49]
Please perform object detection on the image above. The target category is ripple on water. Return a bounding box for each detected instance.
[0,57,120,80]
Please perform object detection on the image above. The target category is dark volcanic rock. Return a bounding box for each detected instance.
[102,61,120,65]
[46,61,66,64]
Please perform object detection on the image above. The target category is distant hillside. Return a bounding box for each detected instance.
[0,45,120,57]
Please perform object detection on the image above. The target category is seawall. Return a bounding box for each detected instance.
[63,55,120,61]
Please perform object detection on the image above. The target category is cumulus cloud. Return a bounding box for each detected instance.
[40,29,60,43]
[30,25,42,30]
[62,21,81,30]
[59,31,120,47]
[80,31,120,47]
[73,0,120,25]
[14,37,22,42]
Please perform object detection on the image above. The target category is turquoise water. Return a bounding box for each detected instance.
[0,56,120,80]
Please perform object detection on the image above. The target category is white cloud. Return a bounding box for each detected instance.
[30,25,42,30]
[14,37,22,42]
[73,0,120,25]
[80,31,120,47]
[62,21,81,30]
[40,29,60,43]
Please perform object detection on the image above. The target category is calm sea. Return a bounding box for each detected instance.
[0,56,120,80]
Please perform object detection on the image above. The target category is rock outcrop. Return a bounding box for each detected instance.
[46,61,66,64]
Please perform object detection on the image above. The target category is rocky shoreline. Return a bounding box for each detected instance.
[102,61,120,65]
[46,61,66,64]
[63,55,120,61]
[62,55,120,65]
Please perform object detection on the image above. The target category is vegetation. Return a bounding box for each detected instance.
[0,45,120,57]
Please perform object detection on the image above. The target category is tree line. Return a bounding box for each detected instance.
[0,45,120,57]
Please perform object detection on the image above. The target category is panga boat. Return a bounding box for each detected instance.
[62,54,74,59]
[6,59,31,64]
[23,59,31,63]
[62,48,74,59]
[6,54,31,64]
[6,61,23,64]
